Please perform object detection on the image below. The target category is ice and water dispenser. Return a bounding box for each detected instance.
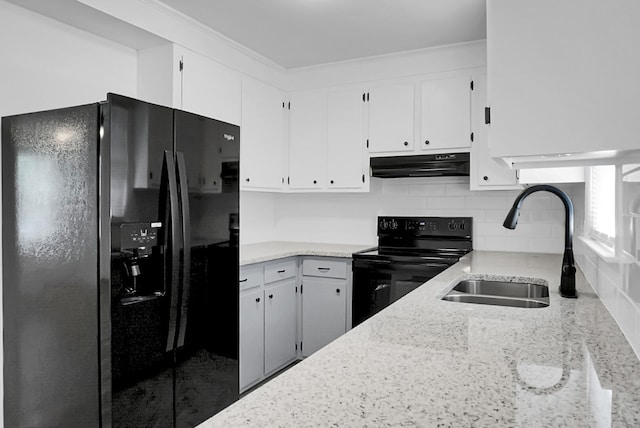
[119,222,163,302]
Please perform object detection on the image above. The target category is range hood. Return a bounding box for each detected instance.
[370,153,470,178]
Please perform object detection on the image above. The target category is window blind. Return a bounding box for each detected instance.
[589,165,615,243]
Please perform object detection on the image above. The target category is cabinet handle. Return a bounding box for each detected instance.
[239,278,248,283]
[362,174,365,183]
[277,269,286,274]
[245,178,250,182]
[317,267,330,271]
[255,297,261,303]
[149,171,153,180]
[268,294,274,299]
[336,288,341,294]
[403,141,409,146]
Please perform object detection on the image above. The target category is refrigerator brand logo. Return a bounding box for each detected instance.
[223,134,235,141]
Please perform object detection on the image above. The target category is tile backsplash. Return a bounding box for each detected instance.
[572,178,640,359]
[242,177,581,254]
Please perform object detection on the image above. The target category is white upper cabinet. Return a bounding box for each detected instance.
[179,47,241,126]
[470,73,520,190]
[327,88,369,190]
[241,77,287,190]
[288,90,327,190]
[368,83,414,153]
[487,0,640,160]
[137,44,241,125]
[420,75,472,151]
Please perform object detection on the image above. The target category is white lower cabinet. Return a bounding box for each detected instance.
[239,288,264,390]
[264,278,297,374]
[301,257,349,357]
[239,256,352,391]
[239,259,298,392]
[301,277,346,357]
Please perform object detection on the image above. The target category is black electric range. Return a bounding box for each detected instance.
[352,216,472,326]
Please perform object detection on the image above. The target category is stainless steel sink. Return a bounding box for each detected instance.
[441,279,549,308]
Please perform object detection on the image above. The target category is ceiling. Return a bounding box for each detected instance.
[158,0,487,69]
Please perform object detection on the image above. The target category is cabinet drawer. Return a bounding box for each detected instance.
[302,258,347,279]
[264,259,297,284]
[239,264,263,291]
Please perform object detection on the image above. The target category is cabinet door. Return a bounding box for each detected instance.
[368,84,414,153]
[241,78,286,190]
[327,89,368,189]
[288,90,326,189]
[421,76,471,151]
[264,279,297,374]
[487,0,640,158]
[239,289,264,391]
[302,277,347,357]
[470,74,520,190]
[179,47,242,125]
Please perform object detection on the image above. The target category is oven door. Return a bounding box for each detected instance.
[352,258,451,327]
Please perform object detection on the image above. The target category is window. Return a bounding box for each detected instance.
[587,165,616,245]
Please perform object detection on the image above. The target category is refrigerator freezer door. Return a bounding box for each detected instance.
[2,104,102,427]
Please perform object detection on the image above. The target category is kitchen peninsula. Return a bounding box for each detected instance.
[203,251,640,427]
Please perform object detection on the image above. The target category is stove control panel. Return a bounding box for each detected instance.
[378,216,471,237]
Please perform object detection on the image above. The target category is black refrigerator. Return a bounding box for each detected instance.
[2,93,240,427]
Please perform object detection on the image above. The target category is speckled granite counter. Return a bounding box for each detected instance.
[240,241,373,265]
[202,251,640,427]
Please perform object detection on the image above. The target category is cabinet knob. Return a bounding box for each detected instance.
[213,180,217,186]
[149,171,153,180]
[313,180,317,184]
[336,288,341,294]
[424,140,430,145]
[245,177,250,182]
[256,297,261,303]
[269,294,274,299]
[403,141,409,146]
[330,180,334,184]
[483,176,489,181]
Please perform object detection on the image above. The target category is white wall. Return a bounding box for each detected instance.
[0,2,137,117]
[0,2,139,426]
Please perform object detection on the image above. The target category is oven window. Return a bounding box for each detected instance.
[352,262,436,327]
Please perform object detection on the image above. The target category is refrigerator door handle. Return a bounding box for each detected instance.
[176,152,192,349]
[161,150,182,352]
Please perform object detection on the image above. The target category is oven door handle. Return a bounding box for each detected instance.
[374,283,391,292]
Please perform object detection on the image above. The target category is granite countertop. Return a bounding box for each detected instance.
[240,241,373,265]
[202,251,640,427]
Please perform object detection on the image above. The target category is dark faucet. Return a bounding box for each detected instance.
[503,184,577,298]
